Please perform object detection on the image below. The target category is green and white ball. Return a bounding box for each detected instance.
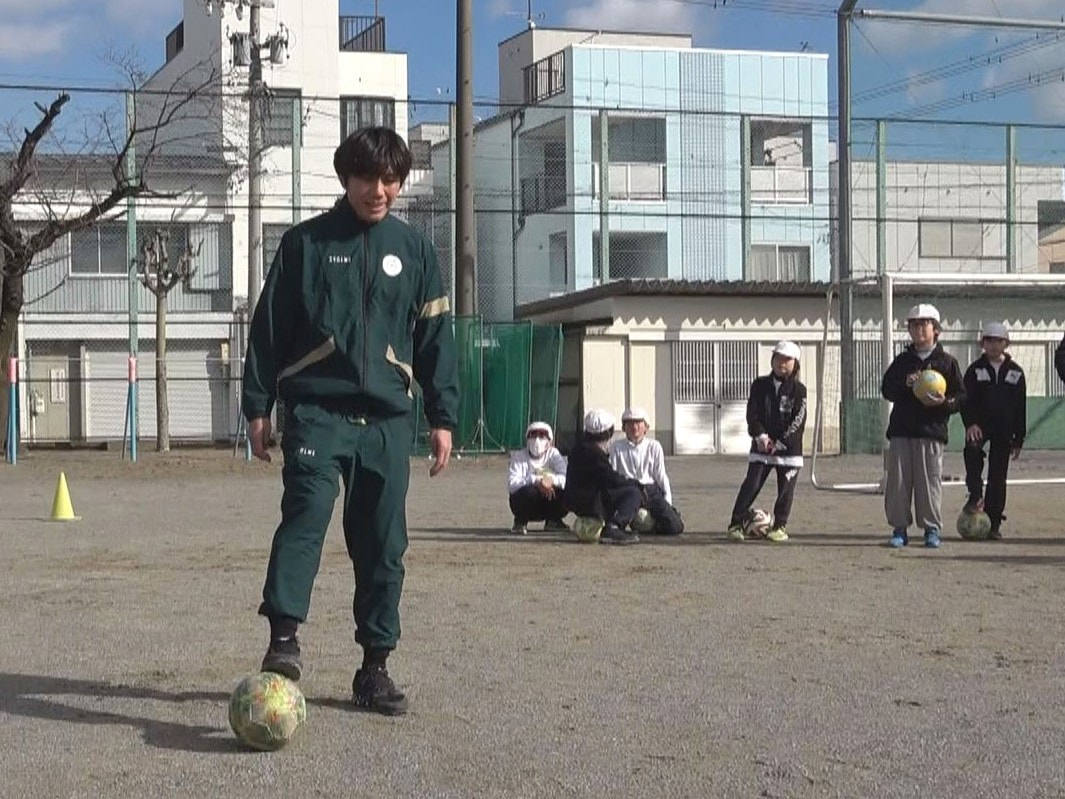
[573,516,604,543]
[229,672,306,751]
[957,509,992,540]
[631,508,656,534]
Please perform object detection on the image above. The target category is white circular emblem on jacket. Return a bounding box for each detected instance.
[382,254,403,277]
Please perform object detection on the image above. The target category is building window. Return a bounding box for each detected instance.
[264,89,301,149]
[749,244,811,281]
[750,119,813,204]
[262,223,289,268]
[71,224,129,276]
[340,96,395,140]
[918,218,989,258]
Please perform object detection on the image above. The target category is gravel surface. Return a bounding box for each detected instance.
[2,448,1065,798]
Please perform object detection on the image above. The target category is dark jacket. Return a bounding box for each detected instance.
[961,354,1026,448]
[565,439,640,518]
[745,373,808,461]
[881,342,964,443]
[242,200,460,429]
[1056,334,1065,385]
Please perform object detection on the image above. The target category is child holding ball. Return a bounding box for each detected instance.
[880,303,965,549]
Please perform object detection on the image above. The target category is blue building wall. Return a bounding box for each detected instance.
[564,45,830,286]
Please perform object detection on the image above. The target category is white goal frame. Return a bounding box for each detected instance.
[810,271,1065,493]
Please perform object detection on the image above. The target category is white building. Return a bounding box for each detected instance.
[16,0,412,445]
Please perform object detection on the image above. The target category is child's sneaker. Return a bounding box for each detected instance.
[727,524,745,541]
[261,636,302,682]
[924,527,942,549]
[543,518,570,532]
[766,526,789,543]
[352,664,409,716]
[599,524,639,545]
[510,518,528,535]
[888,528,908,548]
[988,524,1002,540]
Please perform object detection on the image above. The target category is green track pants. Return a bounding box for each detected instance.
[261,402,412,650]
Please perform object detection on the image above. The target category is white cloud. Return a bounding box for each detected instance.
[563,0,698,35]
[0,22,70,60]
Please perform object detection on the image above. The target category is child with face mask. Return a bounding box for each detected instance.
[727,341,808,543]
[507,421,569,535]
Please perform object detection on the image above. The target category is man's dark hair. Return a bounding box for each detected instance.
[334,126,412,186]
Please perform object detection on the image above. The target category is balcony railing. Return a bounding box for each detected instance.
[592,162,667,201]
[339,16,385,53]
[750,165,812,204]
[523,51,565,104]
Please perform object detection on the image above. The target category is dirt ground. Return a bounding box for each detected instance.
[2,447,1065,798]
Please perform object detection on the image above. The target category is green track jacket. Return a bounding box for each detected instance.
[242,199,460,430]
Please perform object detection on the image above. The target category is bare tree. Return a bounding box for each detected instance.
[0,59,223,446]
[137,228,201,453]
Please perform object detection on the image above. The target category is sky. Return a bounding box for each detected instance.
[0,0,1063,156]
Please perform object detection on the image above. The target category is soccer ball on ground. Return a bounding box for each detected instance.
[741,508,773,539]
[956,509,992,540]
[913,370,947,405]
[631,507,657,534]
[229,672,306,751]
[573,516,604,543]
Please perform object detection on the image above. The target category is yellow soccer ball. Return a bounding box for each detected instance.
[913,369,947,405]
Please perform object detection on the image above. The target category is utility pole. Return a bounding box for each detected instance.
[202,0,288,318]
[456,0,477,316]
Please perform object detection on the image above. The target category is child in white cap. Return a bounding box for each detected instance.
[881,303,964,549]
[609,406,684,535]
[727,340,807,543]
[507,421,569,535]
[961,321,1026,539]
[564,409,642,545]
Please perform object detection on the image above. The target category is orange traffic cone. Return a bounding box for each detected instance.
[50,472,80,522]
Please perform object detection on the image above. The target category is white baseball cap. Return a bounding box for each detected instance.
[981,321,1009,341]
[621,406,649,423]
[526,421,553,439]
[907,303,941,324]
[772,340,801,361]
[583,409,615,435]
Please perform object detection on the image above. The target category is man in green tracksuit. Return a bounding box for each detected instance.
[242,127,459,716]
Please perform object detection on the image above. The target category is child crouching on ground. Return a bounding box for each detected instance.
[565,409,642,545]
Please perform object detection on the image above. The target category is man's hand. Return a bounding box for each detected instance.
[249,416,272,462]
[923,390,945,407]
[537,475,555,499]
[429,428,453,477]
[966,424,984,444]
[1011,446,1021,460]
[905,371,922,388]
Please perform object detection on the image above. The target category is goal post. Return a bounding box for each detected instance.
[810,271,1065,493]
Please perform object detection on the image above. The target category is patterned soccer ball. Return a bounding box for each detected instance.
[913,369,947,405]
[741,508,773,539]
[957,509,992,540]
[229,672,306,751]
[573,516,604,543]
[631,508,657,534]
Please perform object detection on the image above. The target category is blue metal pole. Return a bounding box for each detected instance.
[6,357,18,465]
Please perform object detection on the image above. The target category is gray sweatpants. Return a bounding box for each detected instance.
[884,437,944,532]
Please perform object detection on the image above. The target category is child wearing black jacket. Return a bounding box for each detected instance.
[565,409,642,545]
[961,322,1026,540]
[881,303,964,549]
[727,340,808,543]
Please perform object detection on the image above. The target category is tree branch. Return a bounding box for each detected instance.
[0,93,70,203]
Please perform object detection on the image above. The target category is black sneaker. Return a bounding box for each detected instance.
[543,518,570,532]
[510,518,528,535]
[988,525,1003,540]
[352,665,409,716]
[261,636,302,682]
[599,524,639,546]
